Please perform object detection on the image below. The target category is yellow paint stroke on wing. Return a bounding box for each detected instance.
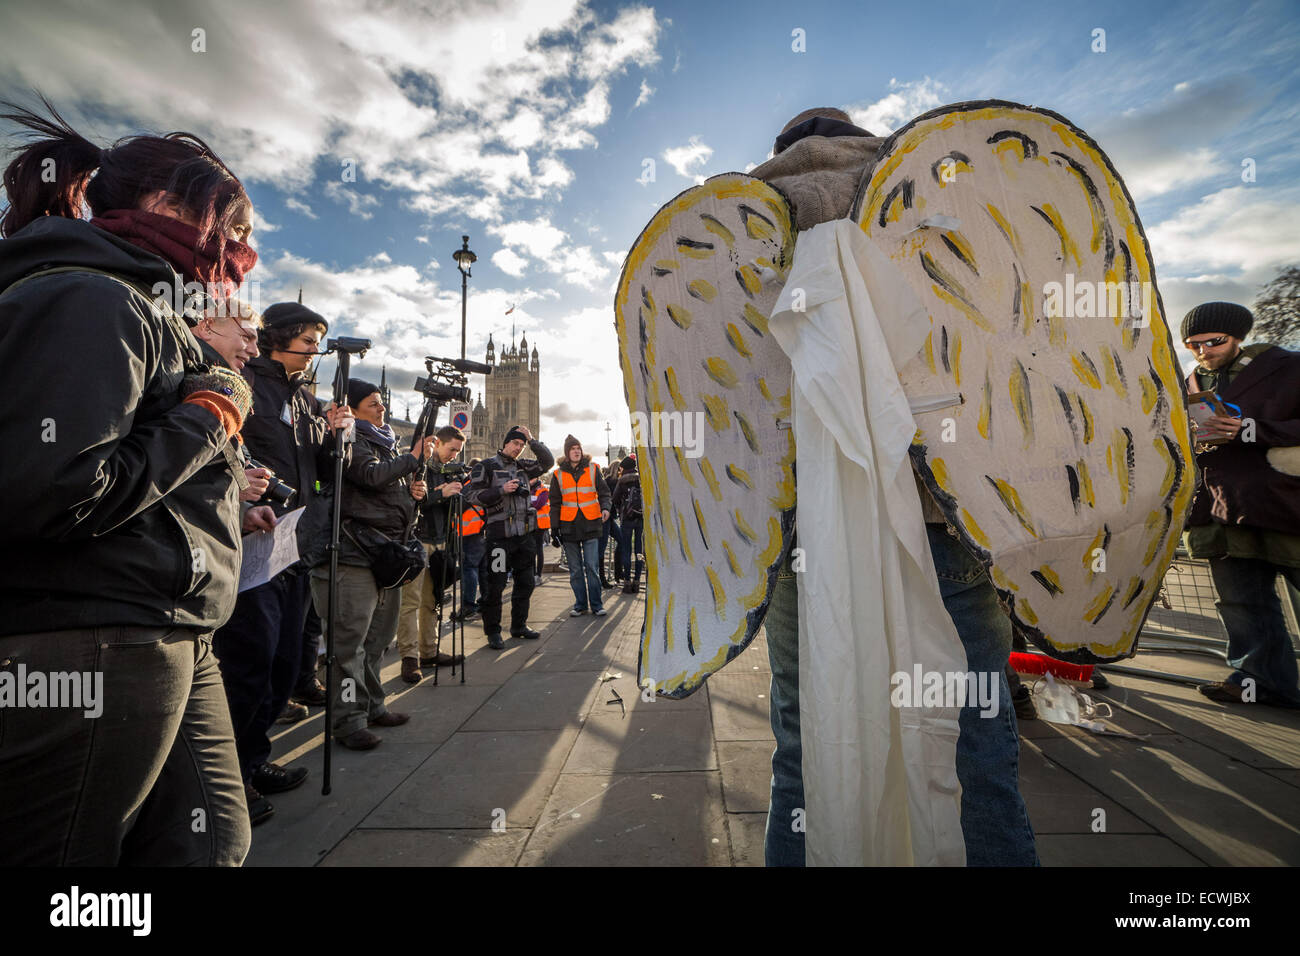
[988,476,1038,538]
[1102,346,1127,399]
[676,509,694,564]
[725,322,752,358]
[1021,272,1035,335]
[961,508,991,549]
[725,463,754,488]
[743,210,776,242]
[742,303,770,336]
[688,279,717,302]
[931,458,954,495]
[772,432,796,510]
[936,160,973,187]
[664,367,687,411]
[978,368,992,439]
[1112,429,1131,506]
[1072,353,1101,389]
[735,411,761,454]
[991,565,1019,593]
[1037,564,1063,593]
[674,445,695,487]
[1154,437,1176,500]
[706,566,726,618]
[1077,459,1095,507]
[994,137,1030,162]
[985,203,1024,258]
[667,303,692,329]
[757,516,784,570]
[1077,397,1095,444]
[1084,584,1116,623]
[923,331,937,373]
[1140,373,1157,414]
[723,540,742,577]
[704,356,739,388]
[654,258,679,272]
[757,377,773,401]
[943,231,977,271]
[1016,598,1039,626]
[931,284,994,333]
[1142,510,1165,565]
[1038,202,1082,268]
[733,509,758,545]
[952,328,964,386]
[698,457,723,501]
[692,495,709,544]
[700,213,735,248]
[742,573,769,610]
[737,265,763,296]
[1009,360,1034,446]
[664,593,676,652]
[701,393,730,433]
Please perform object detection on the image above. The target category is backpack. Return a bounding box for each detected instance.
[621,474,643,520]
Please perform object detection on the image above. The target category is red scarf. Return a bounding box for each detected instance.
[90,208,258,295]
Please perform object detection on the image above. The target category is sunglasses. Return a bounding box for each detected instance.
[1185,336,1231,352]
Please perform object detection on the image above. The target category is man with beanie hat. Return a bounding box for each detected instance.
[463,425,554,648]
[212,299,353,824]
[550,435,612,616]
[1181,302,1300,708]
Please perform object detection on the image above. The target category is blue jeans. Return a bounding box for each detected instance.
[461,534,484,609]
[619,517,644,587]
[763,525,1039,866]
[563,538,604,611]
[1209,556,1300,704]
[603,518,622,578]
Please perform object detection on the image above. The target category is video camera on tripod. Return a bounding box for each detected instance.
[413,354,492,405]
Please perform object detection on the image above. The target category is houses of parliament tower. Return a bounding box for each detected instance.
[465,329,541,463]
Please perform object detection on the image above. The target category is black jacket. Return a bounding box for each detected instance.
[612,469,643,522]
[416,464,466,547]
[0,217,242,635]
[240,355,348,558]
[330,429,421,567]
[549,455,611,541]
[464,440,555,540]
[1186,344,1300,536]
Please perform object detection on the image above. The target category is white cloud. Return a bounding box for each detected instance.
[415,235,429,244]
[846,77,945,136]
[634,78,654,108]
[284,197,318,219]
[324,182,381,220]
[602,250,627,267]
[489,218,568,261]
[1147,186,1300,275]
[663,135,713,184]
[0,0,664,225]
[492,248,530,278]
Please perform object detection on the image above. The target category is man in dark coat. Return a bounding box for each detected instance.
[1181,301,1300,708]
[463,425,554,648]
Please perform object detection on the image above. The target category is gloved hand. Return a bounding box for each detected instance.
[550,532,561,548]
[181,366,253,439]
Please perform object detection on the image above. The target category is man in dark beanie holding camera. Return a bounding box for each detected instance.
[464,425,554,649]
[212,300,354,824]
[1181,301,1300,709]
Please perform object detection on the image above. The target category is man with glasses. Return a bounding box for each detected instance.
[1181,302,1300,709]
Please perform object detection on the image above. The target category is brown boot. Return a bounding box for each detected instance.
[401,656,423,684]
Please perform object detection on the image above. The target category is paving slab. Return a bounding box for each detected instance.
[1037,833,1206,866]
[1034,733,1300,865]
[726,812,769,867]
[364,728,580,830]
[563,708,717,773]
[708,669,777,742]
[1018,740,1155,834]
[462,670,600,732]
[717,740,774,813]
[320,828,530,866]
[518,772,730,867]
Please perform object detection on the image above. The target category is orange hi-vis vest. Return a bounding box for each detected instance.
[536,496,551,530]
[461,506,484,536]
[559,464,602,521]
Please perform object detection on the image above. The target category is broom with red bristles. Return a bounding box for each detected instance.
[1009,652,1095,685]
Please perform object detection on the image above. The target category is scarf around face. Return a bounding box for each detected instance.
[356,418,397,451]
[89,208,258,296]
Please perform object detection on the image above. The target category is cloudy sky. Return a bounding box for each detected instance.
[2,0,1297,453]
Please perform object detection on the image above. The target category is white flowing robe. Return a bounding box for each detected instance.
[768,220,969,866]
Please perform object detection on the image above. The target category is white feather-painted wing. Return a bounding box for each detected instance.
[852,100,1195,663]
[615,174,797,698]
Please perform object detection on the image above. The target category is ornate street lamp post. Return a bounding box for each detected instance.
[453,235,477,360]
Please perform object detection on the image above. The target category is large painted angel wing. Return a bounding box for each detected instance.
[615,174,797,698]
[852,100,1195,662]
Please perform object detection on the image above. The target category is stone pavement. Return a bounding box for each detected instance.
[248,558,1300,867]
